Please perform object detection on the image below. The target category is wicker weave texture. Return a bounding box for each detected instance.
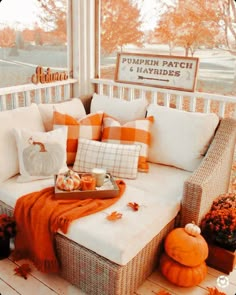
[0,118,235,294]
[0,200,175,294]
[181,118,236,226]
[55,219,175,295]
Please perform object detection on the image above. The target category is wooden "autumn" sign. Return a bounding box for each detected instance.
[31,66,68,84]
[115,52,199,92]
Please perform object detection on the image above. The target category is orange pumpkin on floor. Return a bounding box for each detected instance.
[160,253,207,287]
[164,223,208,267]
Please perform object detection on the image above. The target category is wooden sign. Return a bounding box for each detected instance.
[115,52,199,92]
[31,66,68,84]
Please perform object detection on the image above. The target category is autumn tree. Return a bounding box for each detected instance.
[216,0,236,55]
[0,27,15,48]
[154,0,221,56]
[101,0,144,54]
[0,27,16,58]
[154,11,180,55]
[22,28,36,44]
[37,0,67,44]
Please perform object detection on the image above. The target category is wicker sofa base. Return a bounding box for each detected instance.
[0,199,175,295]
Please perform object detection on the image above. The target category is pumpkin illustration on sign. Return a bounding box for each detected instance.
[23,137,64,176]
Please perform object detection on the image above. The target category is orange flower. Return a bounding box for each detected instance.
[200,193,236,251]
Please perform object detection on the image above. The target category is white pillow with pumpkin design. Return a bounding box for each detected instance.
[13,127,68,182]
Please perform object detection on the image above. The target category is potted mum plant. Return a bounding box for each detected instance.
[200,193,236,273]
[0,213,16,259]
[200,193,236,251]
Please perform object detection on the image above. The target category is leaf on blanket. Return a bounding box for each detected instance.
[153,290,172,295]
[127,202,140,211]
[207,287,227,295]
[106,211,122,221]
[14,263,32,279]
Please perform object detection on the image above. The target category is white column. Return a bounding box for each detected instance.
[72,0,96,97]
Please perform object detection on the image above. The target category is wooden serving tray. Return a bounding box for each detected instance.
[54,173,119,200]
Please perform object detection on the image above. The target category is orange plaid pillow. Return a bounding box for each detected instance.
[53,111,103,165]
[101,114,154,172]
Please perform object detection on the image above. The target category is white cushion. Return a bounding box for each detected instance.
[38,98,86,131]
[147,104,220,171]
[90,93,148,124]
[73,138,141,179]
[13,127,68,182]
[0,163,191,265]
[0,104,45,183]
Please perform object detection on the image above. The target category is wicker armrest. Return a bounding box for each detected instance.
[180,117,236,226]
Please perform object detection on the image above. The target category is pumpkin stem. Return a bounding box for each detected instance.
[28,137,46,152]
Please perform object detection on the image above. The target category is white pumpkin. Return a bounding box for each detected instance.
[23,138,64,176]
[184,222,201,237]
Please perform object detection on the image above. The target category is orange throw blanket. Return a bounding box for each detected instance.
[13,180,125,273]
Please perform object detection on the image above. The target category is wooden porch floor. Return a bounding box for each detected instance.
[0,256,235,295]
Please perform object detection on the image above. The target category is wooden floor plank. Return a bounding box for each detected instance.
[0,258,59,295]
[7,257,86,295]
[0,279,20,295]
[147,269,207,295]
[1,257,236,295]
[13,260,84,295]
[135,279,172,295]
[228,267,236,286]
[146,265,236,295]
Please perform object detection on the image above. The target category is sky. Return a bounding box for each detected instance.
[0,0,164,31]
[0,0,38,28]
[0,0,178,31]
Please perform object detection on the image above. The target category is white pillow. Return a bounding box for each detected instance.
[147,104,220,172]
[38,98,86,131]
[0,104,45,183]
[73,138,141,179]
[13,127,68,182]
[91,93,148,124]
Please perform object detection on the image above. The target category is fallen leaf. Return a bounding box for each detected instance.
[153,290,171,295]
[127,202,140,211]
[207,287,226,295]
[106,211,122,221]
[14,263,32,279]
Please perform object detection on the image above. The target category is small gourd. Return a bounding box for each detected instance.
[184,221,201,236]
[56,170,81,191]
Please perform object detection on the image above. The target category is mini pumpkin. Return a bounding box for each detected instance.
[184,221,201,236]
[164,226,208,267]
[23,137,64,176]
[56,170,81,191]
[160,253,207,287]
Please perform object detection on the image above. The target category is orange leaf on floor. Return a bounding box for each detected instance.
[207,287,227,295]
[127,202,140,211]
[14,263,32,279]
[106,211,122,221]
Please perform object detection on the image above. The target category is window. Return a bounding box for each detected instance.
[98,0,236,96]
[0,0,69,88]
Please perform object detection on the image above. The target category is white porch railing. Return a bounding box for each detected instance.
[1,77,236,119]
[91,78,236,119]
[0,79,77,111]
